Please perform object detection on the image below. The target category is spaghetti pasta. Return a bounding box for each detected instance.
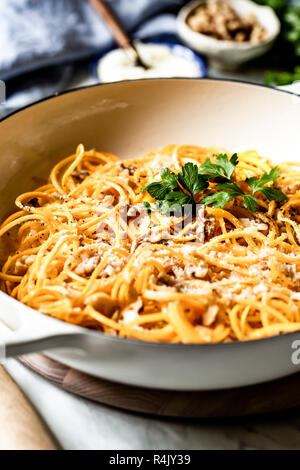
[0,144,299,343]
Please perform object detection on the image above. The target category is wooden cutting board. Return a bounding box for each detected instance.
[0,365,59,450]
[18,353,300,418]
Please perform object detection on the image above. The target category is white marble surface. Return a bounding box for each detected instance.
[4,357,300,450]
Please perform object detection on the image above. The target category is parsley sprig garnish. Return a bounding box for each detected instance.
[141,154,287,214]
[141,163,208,215]
[244,167,287,211]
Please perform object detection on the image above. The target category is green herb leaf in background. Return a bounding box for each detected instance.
[265,66,300,86]
[254,0,300,85]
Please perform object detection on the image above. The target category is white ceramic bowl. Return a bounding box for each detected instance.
[177,0,280,69]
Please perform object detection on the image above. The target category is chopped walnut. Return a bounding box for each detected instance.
[202,304,219,326]
[71,169,89,183]
[75,255,100,276]
[120,163,137,176]
[187,1,267,43]
[13,255,36,275]
[73,245,101,276]
[121,298,143,324]
[188,205,215,243]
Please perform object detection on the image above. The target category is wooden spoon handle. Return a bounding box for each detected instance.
[88,0,131,49]
[0,366,59,450]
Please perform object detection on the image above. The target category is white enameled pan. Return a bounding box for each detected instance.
[0,79,299,391]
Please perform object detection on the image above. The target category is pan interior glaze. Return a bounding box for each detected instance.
[0,79,299,391]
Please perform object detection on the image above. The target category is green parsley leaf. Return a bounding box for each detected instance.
[159,192,192,216]
[165,191,192,205]
[242,195,258,212]
[215,153,239,179]
[259,187,288,201]
[140,181,169,200]
[141,167,178,200]
[214,182,244,194]
[198,158,224,179]
[246,167,279,193]
[160,168,178,190]
[200,191,239,208]
[258,166,280,185]
[178,162,208,196]
[200,181,245,209]
[245,166,287,202]
[198,153,238,180]
[142,201,152,214]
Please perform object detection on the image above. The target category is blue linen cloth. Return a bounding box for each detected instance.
[0,0,188,117]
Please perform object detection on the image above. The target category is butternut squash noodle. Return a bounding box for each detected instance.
[0,144,299,343]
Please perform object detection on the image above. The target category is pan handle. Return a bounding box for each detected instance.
[0,294,85,359]
[4,331,85,358]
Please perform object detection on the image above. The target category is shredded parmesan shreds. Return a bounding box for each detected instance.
[121,298,143,324]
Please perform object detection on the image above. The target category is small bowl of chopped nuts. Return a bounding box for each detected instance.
[177,0,280,70]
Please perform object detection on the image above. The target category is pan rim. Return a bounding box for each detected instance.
[1,77,299,125]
